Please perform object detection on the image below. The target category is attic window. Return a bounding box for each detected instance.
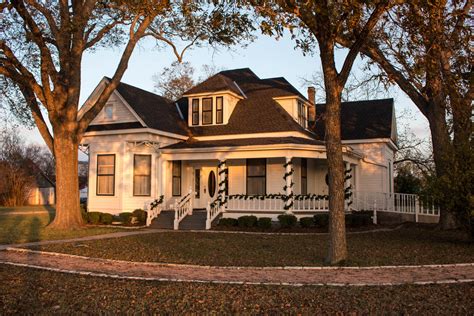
[297,101,307,127]
[192,99,199,125]
[104,104,114,120]
[216,97,223,124]
[202,98,213,125]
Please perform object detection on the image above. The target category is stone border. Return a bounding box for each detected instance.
[7,247,474,271]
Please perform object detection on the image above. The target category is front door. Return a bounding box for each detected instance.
[193,166,218,209]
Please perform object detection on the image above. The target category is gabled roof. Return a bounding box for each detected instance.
[179,68,312,137]
[183,73,244,97]
[312,98,395,142]
[85,78,189,136]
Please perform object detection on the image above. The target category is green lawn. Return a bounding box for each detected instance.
[0,205,55,213]
[32,227,474,266]
[0,265,472,314]
[0,211,126,245]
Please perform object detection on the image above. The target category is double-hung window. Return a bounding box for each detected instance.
[192,99,199,125]
[202,98,213,125]
[172,161,182,196]
[97,154,115,196]
[301,158,307,195]
[133,155,151,196]
[246,159,266,195]
[216,97,223,124]
[297,101,306,127]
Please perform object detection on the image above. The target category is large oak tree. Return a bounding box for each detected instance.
[337,0,473,231]
[253,0,391,263]
[0,0,253,229]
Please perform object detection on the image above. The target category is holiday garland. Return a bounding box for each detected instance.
[149,195,164,210]
[216,160,229,207]
[282,159,294,210]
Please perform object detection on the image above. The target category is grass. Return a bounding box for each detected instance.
[0,209,126,245]
[0,265,472,314]
[32,226,474,266]
[0,205,55,213]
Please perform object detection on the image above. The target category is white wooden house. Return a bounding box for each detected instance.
[79,68,406,229]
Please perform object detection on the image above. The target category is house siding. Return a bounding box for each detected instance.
[91,92,138,125]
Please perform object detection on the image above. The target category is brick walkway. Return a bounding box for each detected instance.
[1,248,473,286]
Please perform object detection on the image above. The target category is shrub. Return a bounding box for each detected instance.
[100,213,113,225]
[346,213,372,227]
[119,212,133,224]
[218,218,238,227]
[133,209,147,224]
[313,214,329,228]
[87,212,101,224]
[299,217,314,228]
[80,204,88,222]
[257,217,272,229]
[278,214,297,228]
[238,215,258,228]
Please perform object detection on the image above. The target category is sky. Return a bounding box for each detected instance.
[18,33,430,148]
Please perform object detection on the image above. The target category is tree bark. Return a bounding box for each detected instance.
[321,50,347,264]
[48,131,83,229]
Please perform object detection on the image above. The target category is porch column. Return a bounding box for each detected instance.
[344,161,351,210]
[284,157,294,213]
[218,160,227,209]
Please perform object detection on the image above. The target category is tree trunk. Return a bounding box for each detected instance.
[324,73,348,264]
[48,132,83,229]
[425,102,463,230]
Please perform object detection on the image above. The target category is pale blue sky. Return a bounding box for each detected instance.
[21,33,430,147]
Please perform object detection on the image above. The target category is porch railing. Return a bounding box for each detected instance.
[146,195,164,226]
[173,189,193,230]
[226,195,330,213]
[206,199,224,230]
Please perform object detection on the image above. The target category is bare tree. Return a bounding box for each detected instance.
[0,1,253,228]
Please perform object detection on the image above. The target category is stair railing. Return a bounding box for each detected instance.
[173,189,193,230]
[146,195,164,226]
[206,198,225,230]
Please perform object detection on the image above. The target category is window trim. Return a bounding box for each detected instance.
[191,98,199,125]
[133,154,151,197]
[301,158,307,195]
[216,96,224,124]
[246,158,266,195]
[172,160,182,196]
[201,97,213,125]
[104,104,114,120]
[96,154,115,196]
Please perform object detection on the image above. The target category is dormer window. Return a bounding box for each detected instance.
[202,98,213,125]
[216,97,223,124]
[104,104,114,120]
[192,99,199,125]
[297,101,307,128]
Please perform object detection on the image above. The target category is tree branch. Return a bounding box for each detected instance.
[338,1,390,86]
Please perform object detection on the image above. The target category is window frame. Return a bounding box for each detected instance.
[301,158,308,195]
[133,154,151,197]
[216,96,224,124]
[246,158,266,195]
[201,97,213,125]
[104,104,114,120]
[96,154,115,196]
[172,160,182,196]
[297,101,306,127]
[191,98,199,125]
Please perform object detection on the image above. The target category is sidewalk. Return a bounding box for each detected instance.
[1,248,473,286]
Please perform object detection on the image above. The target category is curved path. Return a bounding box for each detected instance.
[1,248,473,287]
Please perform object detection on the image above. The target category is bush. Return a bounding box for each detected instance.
[257,217,272,229]
[299,217,314,228]
[346,213,372,227]
[100,213,113,225]
[87,212,101,224]
[238,215,258,228]
[80,204,88,222]
[313,214,329,228]
[218,218,238,227]
[278,214,297,228]
[119,212,133,224]
[133,209,147,224]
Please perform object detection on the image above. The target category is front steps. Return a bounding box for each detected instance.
[149,210,207,230]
